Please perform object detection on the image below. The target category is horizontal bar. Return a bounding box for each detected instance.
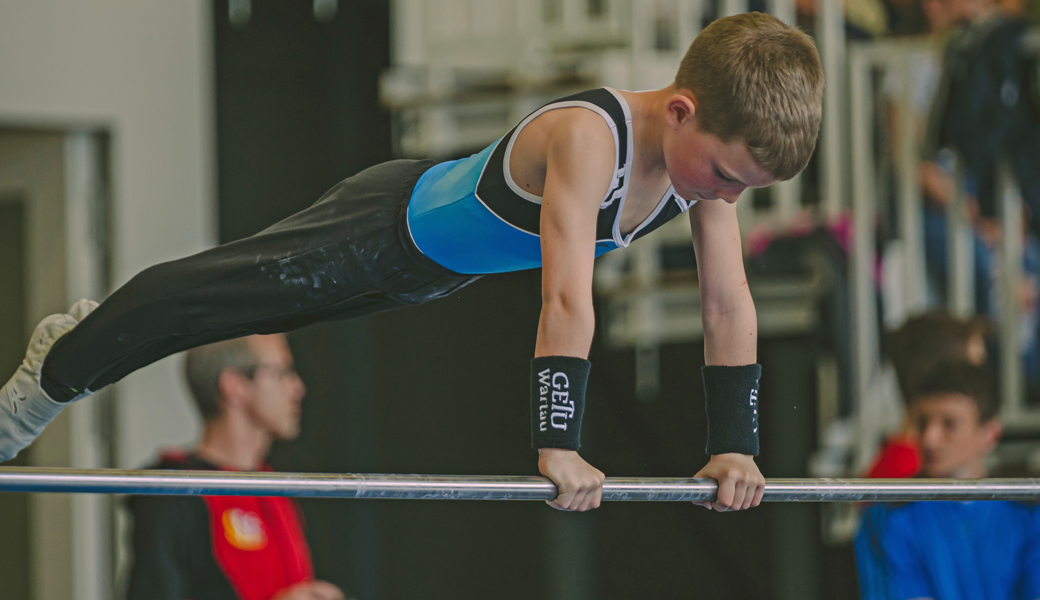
[0,468,1039,502]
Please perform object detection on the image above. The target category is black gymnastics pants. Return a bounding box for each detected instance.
[40,160,481,401]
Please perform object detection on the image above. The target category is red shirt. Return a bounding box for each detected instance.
[866,436,921,479]
[126,451,315,600]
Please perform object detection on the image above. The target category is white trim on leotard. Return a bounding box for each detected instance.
[501,100,622,206]
[604,88,687,248]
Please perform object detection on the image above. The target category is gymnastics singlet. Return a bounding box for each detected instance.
[405,87,697,275]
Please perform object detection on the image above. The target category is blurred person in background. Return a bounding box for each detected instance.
[125,334,348,600]
[866,312,990,479]
[878,0,1004,320]
[856,360,1040,600]
[924,0,1040,389]
[878,0,1040,392]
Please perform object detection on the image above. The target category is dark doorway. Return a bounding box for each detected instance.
[0,197,32,600]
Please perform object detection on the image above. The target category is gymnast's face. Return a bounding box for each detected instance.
[915,393,1001,478]
[243,334,306,441]
[662,92,776,204]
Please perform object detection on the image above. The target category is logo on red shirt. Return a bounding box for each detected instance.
[222,508,268,551]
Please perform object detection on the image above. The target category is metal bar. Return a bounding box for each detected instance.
[0,468,1038,502]
[848,49,883,472]
[998,160,1025,419]
[895,61,927,314]
[818,0,846,216]
[948,156,975,316]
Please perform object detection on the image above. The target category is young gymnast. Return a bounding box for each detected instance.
[0,12,824,512]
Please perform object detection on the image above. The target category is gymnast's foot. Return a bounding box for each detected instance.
[0,299,98,462]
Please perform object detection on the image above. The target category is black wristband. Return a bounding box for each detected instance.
[531,356,590,451]
[702,364,761,456]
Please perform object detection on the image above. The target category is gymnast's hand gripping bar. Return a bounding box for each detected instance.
[0,467,1038,502]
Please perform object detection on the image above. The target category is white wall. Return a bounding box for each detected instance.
[0,1,213,468]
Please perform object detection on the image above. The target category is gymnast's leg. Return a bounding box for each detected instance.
[0,159,477,460]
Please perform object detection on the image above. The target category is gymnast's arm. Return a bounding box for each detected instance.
[534,110,615,512]
[688,199,765,511]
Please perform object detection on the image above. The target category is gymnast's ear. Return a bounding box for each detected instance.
[665,92,697,129]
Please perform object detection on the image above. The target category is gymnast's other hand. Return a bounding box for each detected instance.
[538,448,605,512]
[272,580,347,600]
[693,453,765,512]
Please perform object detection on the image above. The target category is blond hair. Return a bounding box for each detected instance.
[675,12,824,180]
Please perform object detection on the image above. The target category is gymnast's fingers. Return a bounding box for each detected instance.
[548,486,579,511]
[750,483,765,509]
[730,479,751,512]
[713,476,737,512]
[576,484,602,512]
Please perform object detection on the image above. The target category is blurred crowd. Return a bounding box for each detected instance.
[738,1,1040,595]
[793,0,1038,36]
[880,0,1040,385]
[767,0,1040,391]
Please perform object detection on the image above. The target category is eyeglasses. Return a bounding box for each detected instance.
[248,363,299,381]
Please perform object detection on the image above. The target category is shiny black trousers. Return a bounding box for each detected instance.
[42,160,480,399]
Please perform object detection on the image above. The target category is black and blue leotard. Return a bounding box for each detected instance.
[406,87,697,274]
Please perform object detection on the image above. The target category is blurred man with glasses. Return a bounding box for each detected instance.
[125,334,348,600]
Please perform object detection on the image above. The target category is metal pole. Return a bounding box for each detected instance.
[948,156,976,316]
[817,0,846,217]
[998,160,1024,419]
[896,62,927,314]
[848,49,882,472]
[0,468,1038,502]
